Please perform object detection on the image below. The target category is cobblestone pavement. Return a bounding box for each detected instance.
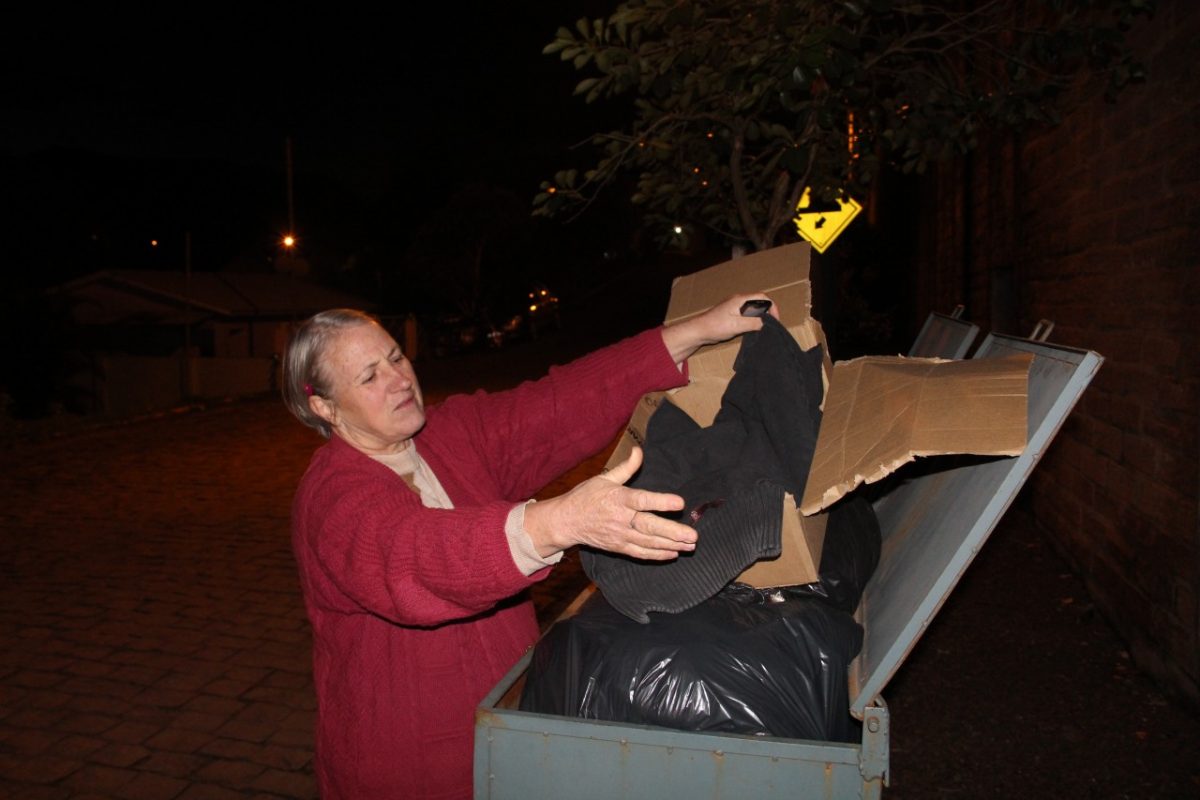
[0,400,326,800]
[2,341,1198,798]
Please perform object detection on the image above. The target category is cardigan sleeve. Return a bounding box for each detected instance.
[291,326,688,628]
[420,327,687,502]
[293,448,543,627]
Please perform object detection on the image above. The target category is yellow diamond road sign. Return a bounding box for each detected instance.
[793,188,862,253]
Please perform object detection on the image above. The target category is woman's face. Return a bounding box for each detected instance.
[310,322,426,454]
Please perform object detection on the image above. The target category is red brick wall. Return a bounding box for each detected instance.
[917,1,1200,702]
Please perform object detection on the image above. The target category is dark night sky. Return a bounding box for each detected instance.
[1,5,619,290]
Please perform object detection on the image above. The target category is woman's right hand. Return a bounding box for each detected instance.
[660,292,779,365]
[523,447,698,561]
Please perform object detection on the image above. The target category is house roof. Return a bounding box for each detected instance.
[55,269,376,326]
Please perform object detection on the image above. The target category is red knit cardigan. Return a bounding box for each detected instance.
[291,328,686,799]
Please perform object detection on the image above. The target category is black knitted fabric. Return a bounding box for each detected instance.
[581,316,825,623]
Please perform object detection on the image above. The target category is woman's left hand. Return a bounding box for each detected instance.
[660,292,780,365]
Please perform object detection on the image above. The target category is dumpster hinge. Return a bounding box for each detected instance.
[859,699,890,785]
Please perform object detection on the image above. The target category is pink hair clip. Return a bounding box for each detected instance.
[304,383,315,397]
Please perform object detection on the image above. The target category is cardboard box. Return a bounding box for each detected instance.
[607,242,1031,589]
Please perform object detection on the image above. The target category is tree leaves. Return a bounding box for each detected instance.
[536,0,1153,251]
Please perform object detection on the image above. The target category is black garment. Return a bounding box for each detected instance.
[581,315,825,623]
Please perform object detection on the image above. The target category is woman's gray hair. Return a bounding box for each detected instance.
[282,308,380,437]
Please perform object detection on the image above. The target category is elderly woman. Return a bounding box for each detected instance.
[282,294,773,799]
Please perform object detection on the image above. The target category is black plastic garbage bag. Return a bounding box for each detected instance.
[520,584,863,742]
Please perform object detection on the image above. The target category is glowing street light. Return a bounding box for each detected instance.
[281,234,296,249]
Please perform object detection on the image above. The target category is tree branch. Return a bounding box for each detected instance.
[728,127,764,250]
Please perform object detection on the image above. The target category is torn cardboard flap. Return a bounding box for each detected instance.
[665,242,812,326]
[799,353,1034,515]
[735,493,827,589]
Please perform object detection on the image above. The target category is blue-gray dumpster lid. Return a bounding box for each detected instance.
[848,333,1102,718]
[908,306,980,359]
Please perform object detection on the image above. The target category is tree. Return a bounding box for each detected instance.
[534,0,1152,252]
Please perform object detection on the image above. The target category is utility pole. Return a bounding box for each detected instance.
[286,136,296,239]
[182,230,194,400]
[278,137,300,271]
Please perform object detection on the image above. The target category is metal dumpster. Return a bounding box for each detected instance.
[475,332,1102,799]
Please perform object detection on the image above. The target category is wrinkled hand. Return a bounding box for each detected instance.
[524,447,698,561]
[661,292,780,365]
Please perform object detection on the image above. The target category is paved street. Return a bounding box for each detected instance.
[0,400,327,799]
[1,340,1198,798]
